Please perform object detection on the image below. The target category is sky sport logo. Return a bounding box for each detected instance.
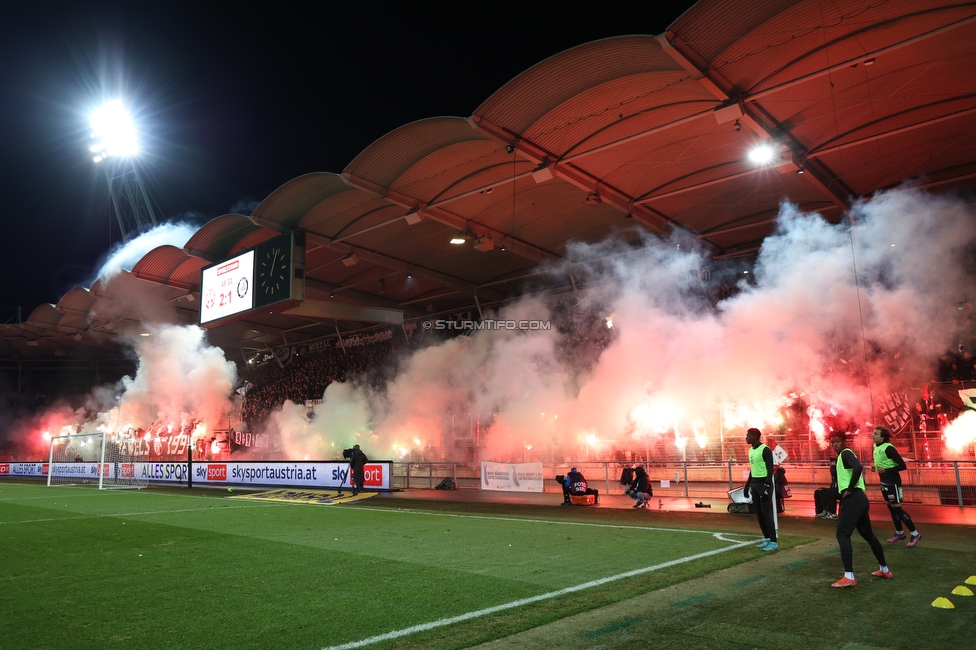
[207,465,228,481]
[423,319,552,331]
[362,465,384,486]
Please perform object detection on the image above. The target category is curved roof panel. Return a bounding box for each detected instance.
[56,287,98,317]
[344,117,492,190]
[476,36,689,137]
[5,0,975,366]
[253,173,358,231]
[253,172,400,240]
[184,214,271,259]
[26,303,63,327]
[132,245,192,287]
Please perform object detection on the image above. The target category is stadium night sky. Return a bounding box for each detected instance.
[0,2,695,318]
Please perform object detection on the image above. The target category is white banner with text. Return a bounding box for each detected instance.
[480,462,544,492]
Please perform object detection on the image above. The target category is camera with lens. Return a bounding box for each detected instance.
[554,474,565,484]
[342,448,354,459]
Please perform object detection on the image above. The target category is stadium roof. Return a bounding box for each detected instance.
[3,0,975,367]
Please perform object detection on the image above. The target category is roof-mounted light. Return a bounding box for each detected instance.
[748,144,775,165]
[450,229,475,245]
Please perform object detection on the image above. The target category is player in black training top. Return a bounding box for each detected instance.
[871,426,921,547]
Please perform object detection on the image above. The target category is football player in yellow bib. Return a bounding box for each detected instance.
[744,428,777,551]
[871,426,921,547]
[829,430,891,588]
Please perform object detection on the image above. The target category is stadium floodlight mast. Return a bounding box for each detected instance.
[89,100,158,243]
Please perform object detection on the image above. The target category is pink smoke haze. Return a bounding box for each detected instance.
[280,188,975,461]
[18,188,976,462]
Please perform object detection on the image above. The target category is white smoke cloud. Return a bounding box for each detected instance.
[19,325,238,446]
[18,187,975,464]
[270,382,373,460]
[281,187,976,462]
[107,324,238,431]
[93,221,198,284]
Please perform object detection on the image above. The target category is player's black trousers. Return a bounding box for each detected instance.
[836,488,887,573]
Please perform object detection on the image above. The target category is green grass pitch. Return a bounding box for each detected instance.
[1,482,973,649]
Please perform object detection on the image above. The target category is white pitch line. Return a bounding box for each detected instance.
[355,505,741,536]
[0,502,285,526]
[0,492,118,502]
[321,538,757,650]
[0,489,231,503]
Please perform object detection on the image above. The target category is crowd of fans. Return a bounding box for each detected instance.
[936,346,976,382]
[237,306,618,429]
[550,301,616,378]
[239,337,405,426]
[3,306,973,462]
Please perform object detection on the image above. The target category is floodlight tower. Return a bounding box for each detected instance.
[89,101,158,243]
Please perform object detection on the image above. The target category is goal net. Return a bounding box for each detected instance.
[47,432,149,489]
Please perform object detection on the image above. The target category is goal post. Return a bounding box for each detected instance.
[47,432,100,487]
[47,431,149,489]
[99,431,149,490]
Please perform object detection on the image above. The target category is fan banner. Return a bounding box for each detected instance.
[875,391,913,433]
[480,462,544,492]
[930,380,976,414]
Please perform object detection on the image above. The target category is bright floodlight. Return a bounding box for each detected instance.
[89,100,139,162]
[748,144,775,165]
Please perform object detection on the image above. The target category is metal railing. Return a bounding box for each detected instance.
[390,459,976,507]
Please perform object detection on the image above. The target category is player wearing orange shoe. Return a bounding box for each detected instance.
[830,430,891,588]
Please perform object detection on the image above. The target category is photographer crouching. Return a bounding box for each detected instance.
[555,467,599,506]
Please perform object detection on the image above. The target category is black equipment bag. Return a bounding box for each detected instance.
[435,477,457,490]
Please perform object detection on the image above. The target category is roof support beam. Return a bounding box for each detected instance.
[340,172,559,265]
[202,323,284,351]
[807,101,976,159]
[0,335,22,363]
[698,202,835,240]
[469,115,677,236]
[913,168,976,190]
[303,277,425,318]
[657,31,853,211]
[49,338,96,363]
[747,12,976,102]
[423,107,717,219]
[284,300,403,326]
[304,232,507,303]
[218,319,292,344]
[634,165,763,204]
[559,105,715,164]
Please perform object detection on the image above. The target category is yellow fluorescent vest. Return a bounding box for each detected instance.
[837,449,866,492]
[874,442,897,470]
[749,444,769,478]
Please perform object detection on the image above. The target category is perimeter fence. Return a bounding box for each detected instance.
[392,459,976,507]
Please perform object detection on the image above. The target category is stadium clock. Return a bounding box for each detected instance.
[254,232,294,309]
